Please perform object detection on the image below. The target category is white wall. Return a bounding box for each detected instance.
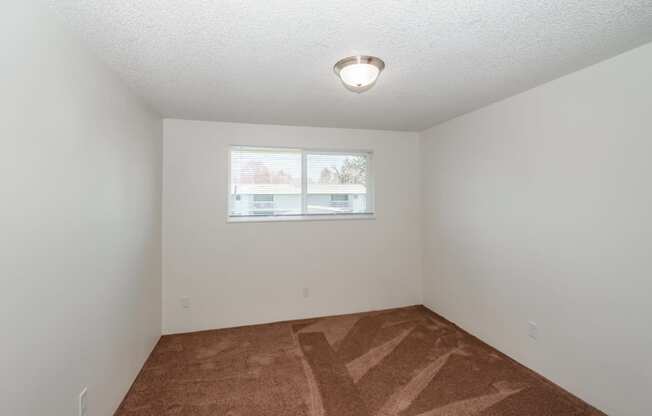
[163,119,422,334]
[0,3,162,416]
[421,43,652,416]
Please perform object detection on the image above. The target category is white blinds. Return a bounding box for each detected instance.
[306,153,369,214]
[230,147,302,216]
[230,146,372,217]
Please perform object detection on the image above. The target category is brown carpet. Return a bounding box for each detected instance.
[116,306,605,416]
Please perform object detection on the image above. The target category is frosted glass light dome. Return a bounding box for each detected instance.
[334,56,385,93]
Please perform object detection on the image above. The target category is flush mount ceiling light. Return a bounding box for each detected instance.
[333,55,385,93]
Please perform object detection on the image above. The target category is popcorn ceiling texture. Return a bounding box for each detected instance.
[49,0,652,131]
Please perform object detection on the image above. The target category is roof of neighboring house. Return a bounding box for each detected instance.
[231,183,366,195]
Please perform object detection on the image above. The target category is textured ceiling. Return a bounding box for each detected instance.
[49,0,652,131]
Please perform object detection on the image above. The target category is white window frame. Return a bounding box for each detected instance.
[227,145,375,223]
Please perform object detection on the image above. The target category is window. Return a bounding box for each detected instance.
[329,194,350,209]
[252,194,275,211]
[253,195,274,202]
[229,146,374,220]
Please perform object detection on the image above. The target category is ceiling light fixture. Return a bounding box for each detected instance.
[333,55,385,93]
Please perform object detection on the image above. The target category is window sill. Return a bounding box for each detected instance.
[227,213,376,223]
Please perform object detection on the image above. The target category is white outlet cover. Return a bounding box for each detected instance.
[302,288,310,298]
[181,297,190,309]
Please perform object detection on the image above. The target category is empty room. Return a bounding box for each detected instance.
[3,1,652,415]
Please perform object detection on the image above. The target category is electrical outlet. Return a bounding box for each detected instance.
[79,387,88,416]
[302,287,310,298]
[528,321,538,340]
[181,297,190,309]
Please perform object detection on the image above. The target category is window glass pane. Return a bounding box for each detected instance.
[253,195,274,202]
[306,154,369,214]
[230,148,302,216]
[331,194,349,202]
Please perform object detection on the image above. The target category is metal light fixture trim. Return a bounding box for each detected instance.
[333,55,386,93]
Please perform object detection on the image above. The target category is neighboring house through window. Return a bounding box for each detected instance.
[229,146,374,220]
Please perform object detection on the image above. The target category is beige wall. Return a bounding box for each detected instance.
[162,119,422,334]
[4,4,650,415]
[0,3,162,415]
[420,43,652,416]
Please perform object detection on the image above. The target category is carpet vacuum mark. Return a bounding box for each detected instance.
[116,306,605,416]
